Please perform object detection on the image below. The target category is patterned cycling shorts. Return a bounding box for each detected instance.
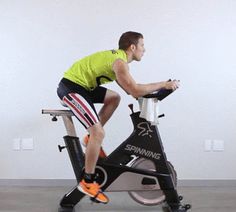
[57,78,107,129]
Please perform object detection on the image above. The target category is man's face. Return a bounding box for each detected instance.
[132,38,145,61]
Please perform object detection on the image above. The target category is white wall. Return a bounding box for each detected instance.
[0,0,236,180]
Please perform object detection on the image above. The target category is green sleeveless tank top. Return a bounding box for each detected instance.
[63,49,127,90]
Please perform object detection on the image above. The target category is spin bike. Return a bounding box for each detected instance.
[42,88,191,212]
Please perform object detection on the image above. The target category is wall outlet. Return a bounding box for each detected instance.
[213,139,224,152]
[204,139,212,152]
[13,138,21,150]
[21,138,34,150]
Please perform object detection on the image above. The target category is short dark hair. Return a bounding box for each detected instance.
[118,31,143,50]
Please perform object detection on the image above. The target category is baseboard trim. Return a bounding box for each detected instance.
[178,179,236,187]
[0,179,235,187]
[0,179,76,187]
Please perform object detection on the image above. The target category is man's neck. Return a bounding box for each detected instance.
[125,50,133,63]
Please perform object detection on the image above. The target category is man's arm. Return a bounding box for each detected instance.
[113,59,179,98]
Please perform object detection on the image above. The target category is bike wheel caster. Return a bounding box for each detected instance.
[184,204,191,210]
[162,203,191,212]
[179,195,183,201]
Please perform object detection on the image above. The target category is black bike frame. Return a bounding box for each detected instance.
[60,110,181,210]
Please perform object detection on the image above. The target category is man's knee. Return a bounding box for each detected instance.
[89,124,105,141]
[105,91,121,106]
[113,92,121,106]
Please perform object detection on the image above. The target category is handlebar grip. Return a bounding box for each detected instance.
[143,89,173,101]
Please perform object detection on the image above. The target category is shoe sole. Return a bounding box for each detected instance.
[77,184,108,204]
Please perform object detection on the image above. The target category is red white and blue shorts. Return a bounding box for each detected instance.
[57,78,107,129]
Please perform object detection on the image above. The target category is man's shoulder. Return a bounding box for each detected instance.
[89,49,126,60]
[92,49,121,55]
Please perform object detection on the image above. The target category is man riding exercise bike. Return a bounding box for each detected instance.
[57,31,179,203]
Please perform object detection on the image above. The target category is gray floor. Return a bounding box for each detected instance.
[0,186,236,212]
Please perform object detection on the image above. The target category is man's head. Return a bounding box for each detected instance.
[119,31,145,61]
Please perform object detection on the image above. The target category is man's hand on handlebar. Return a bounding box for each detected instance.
[164,80,180,91]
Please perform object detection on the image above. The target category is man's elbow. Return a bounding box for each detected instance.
[129,90,140,99]
[124,84,142,98]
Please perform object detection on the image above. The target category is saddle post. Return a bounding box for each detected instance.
[62,115,77,137]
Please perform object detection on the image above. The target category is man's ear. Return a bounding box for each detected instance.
[130,44,136,52]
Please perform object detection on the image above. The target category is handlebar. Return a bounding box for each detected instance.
[143,88,173,101]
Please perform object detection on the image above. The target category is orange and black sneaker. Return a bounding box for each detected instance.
[83,135,107,158]
[78,179,109,204]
